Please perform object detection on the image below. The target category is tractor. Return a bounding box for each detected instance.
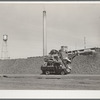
[41,49,75,75]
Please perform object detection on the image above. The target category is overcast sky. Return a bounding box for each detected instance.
[0,3,100,58]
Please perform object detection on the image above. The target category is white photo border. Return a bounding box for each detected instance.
[0,1,100,99]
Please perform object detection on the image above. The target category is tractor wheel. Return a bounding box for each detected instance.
[42,71,45,74]
[45,71,50,75]
[61,71,65,75]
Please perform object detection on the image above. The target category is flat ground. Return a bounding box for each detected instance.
[0,74,100,90]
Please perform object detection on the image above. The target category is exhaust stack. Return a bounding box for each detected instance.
[43,10,47,56]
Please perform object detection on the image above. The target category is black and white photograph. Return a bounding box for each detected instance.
[0,2,100,91]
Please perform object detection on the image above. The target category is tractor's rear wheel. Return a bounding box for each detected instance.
[42,71,45,74]
[61,71,65,75]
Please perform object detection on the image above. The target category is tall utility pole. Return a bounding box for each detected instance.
[43,10,47,56]
[84,37,86,49]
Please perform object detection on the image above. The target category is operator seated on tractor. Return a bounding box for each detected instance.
[49,49,64,72]
[44,49,61,66]
[59,46,71,68]
[49,49,62,66]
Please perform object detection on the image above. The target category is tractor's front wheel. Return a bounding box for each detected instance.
[45,71,50,75]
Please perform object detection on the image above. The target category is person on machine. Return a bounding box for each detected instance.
[59,46,71,68]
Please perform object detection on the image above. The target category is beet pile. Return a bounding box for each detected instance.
[71,53,100,74]
[0,52,100,74]
[0,57,43,74]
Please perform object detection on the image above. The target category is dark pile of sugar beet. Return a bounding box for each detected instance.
[0,52,100,74]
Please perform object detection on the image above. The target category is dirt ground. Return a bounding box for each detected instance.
[0,74,100,90]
